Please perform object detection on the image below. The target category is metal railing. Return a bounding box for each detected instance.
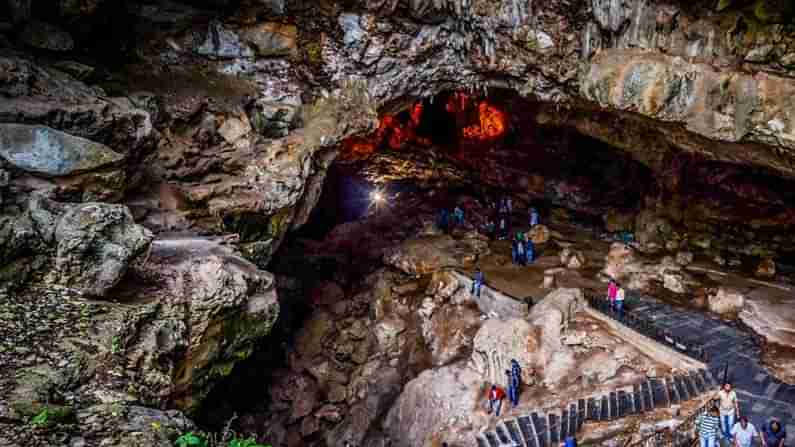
[624,399,716,447]
[586,295,709,362]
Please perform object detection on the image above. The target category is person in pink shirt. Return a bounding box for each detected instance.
[607,278,618,310]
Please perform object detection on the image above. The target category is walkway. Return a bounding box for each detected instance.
[633,297,795,435]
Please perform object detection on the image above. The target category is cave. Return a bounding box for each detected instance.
[3,0,795,446]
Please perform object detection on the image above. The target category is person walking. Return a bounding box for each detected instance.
[487,384,506,417]
[509,359,522,407]
[529,207,539,227]
[697,407,721,447]
[472,268,484,297]
[607,278,618,310]
[731,417,759,447]
[511,238,519,265]
[506,197,513,214]
[454,205,464,226]
[526,239,535,264]
[761,417,787,447]
[438,209,449,234]
[498,216,508,240]
[517,239,526,266]
[718,382,740,443]
[614,285,626,319]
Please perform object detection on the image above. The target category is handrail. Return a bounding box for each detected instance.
[586,295,709,363]
[623,398,716,447]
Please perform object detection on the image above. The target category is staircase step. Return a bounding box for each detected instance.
[518,415,537,447]
[504,419,524,447]
[532,412,547,447]
[618,390,630,417]
[642,380,655,409]
[683,374,699,398]
[675,376,691,401]
[569,403,579,434]
[485,431,500,447]
[691,370,706,394]
[633,384,647,413]
[703,369,718,389]
[576,400,586,431]
[548,413,560,445]
[609,391,618,419]
[496,423,511,444]
[587,398,598,421]
[599,395,609,421]
[477,434,490,447]
[667,377,681,405]
[560,409,569,440]
[650,378,668,408]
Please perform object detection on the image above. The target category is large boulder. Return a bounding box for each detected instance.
[708,287,746,315]
[239,23,298,57]
[0,124,123,177]
[634,210,672,253]
[118,237,279,411]
[383,234,489,275]
[755,258,776,278]
[53,203,153,297]
[527,224,551,244]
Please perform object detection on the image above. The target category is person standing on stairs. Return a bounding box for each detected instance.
[511,238,519,265]
[529,207,539,227]
[487,384,506,417]
[761,417,786,447]
[509,359,522,407]
[526,238,535,264]
[697,406,721,447]
[607,278,618,310]
[717,382,740,443]
[614,285,625,319]
[731,417,759,447]
[472,267,484,298]
[517,239,526,266]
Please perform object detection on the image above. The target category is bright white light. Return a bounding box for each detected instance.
[371,191,385,203]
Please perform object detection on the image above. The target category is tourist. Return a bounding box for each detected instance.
[718,382,740,442]
[614,285,625,318]
[472,268,484,297]
[511,238,519,265]
[761,417,787,447]
[507,197,513,214]
[509,359,522,406]
[530,207,539,227]
[487,384,506,416]
[731,417,759,447]
[499,216,508,240]
[697,407,721,447]
[517,239,526,266]
[607,278,618,310]
[438,209,449,234]
[454,205,465,226]
[526,239,535,264]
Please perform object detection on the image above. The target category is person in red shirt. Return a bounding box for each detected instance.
[487,384,506,416]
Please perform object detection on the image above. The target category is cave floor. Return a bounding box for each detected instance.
[459,214,795,437]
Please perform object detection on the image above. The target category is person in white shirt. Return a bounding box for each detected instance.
[731,417,759,447]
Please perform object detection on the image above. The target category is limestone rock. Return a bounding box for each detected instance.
[740,290,795,350]
[560,247,586,269]
[708,287,745,315]
[471,318,536,387]
[676,251,694,266]
[603,242,634,279]
[634,210,672,253]
[527,224,550,244]
[54,203,153,296]
[196,21,253,58]
[217,115,252,144]
[746,45,775,63]
[383,235,489,275]
[0,124,123,177]
[604,209,634,232]
[755,258,776,278]
[240,23,298,57]
[20,21,75,51]
[76,404,194,447]
[119,237,279,411]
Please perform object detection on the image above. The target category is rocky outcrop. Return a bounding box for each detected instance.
[384,233,489,275]
[707,287,746,315]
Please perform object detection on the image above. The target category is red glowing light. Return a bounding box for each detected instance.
[462,101,506,140]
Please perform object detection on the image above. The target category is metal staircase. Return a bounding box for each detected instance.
[475,369,718,446]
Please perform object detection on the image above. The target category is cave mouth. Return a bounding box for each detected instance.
[195,88,795,441]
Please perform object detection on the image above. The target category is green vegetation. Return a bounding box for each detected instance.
[110,335,121,354]
[30,409,50,427]
[175,432,271,447]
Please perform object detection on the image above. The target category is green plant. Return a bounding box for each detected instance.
[227,438,271,447]
[30,409,49,427]
[175,432,208,447]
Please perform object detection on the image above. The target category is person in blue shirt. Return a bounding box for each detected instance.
[471,267,484,297]
[509,359,522,406]
[762,418,787,447]
[453,205,464,226]
[529,207,539,227]
[526,239,535,264]
[517,239,526,266]
[511,239,519,265]
[438,209,449,234]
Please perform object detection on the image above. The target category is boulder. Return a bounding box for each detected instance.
[76,404,194,447]
[383,235,489,275]
[707,287,745,315]
[239,23,298,57]
[196,21,253,58]
[53,203,153,296]
[470,318,537,387]
[527,224,550,244]
[19,21,75,51]
[740,290,795,350]
[0,124,123,177]
[755,258,776,278]
[118,237,279,411]
[635,210,672,253]
[676,251,694,266]
[560,247,585,269]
